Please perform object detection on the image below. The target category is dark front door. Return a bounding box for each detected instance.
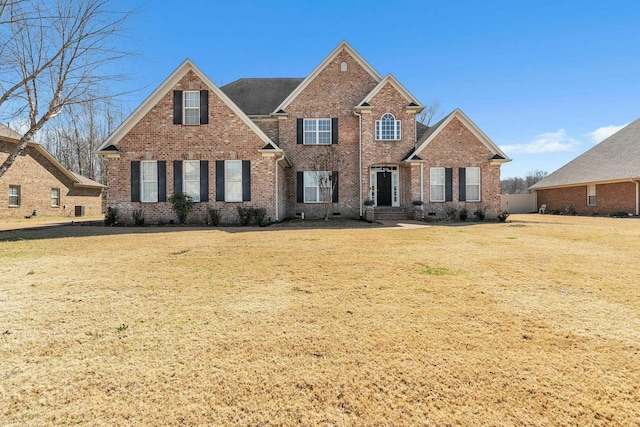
[377,171,392,206]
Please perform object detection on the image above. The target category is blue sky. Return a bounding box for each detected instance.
[110,0,640,178]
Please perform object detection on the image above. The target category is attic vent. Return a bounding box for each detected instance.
[340,61,348,72]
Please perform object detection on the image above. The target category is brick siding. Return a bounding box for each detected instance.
[536,181,638,216]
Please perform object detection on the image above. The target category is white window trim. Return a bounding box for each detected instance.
[141,160,158,203]
[303,170,331,203]
[183,91,200,125]
[303,118,332,145]
[51,188,60,207]
[8,185,20,207]
[587,185,596,206]
[375,113,401,141]
[465,167,481,202]
[430,168,445,202]
[225,160,243,202]
[183,160,200,202]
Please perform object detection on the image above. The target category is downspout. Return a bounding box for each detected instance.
[354,110,363,217]
[420,162,424,204]
[275,155,285,222]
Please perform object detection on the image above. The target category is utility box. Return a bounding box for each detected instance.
[74,205,85,217]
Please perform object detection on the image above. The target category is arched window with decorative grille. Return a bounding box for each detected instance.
[375,113,401,140]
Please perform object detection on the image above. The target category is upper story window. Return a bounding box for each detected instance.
[8,185,20,207]
[375,113,401,140]
[183,91,200,125]
[304,118,332,144]
[141,160,158,202]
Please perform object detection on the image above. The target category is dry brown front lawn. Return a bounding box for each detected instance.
[1,214,639,425]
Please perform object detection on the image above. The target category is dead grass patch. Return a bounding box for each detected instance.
[1,214,639,425]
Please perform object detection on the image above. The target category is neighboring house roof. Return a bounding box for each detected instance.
[272,40,383,114]
[531,117,640,189]
[416,122,429,141]
[95,59,284,153]
[220,78,304,116]
[404,109,511,163]
[0,124,104,189]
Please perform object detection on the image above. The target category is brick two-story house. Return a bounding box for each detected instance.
[96,41,510,224]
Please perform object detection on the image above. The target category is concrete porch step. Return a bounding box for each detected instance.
[371,206,410,220]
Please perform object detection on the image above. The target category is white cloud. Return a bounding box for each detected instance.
[587,124,627,144]
[499,129,581,154]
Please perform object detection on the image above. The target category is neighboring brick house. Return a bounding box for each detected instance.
[96,41,510,224]
[0,124,104,219]
[531,117,640,216]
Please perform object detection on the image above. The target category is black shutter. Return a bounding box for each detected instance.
[242,160,251,202]
[332,171,339,202]
[332,118,339,144]
[297,171,304,203]
[173,91,183,125]
[445,168,453,202]
[173,161,183,194]
[200,160,209,202]
[157,161,166,202]
[215,160,225,201]
[200,90,209,125]
[297,118,303,144]
[459,168,466,202]
[131,161,140,202]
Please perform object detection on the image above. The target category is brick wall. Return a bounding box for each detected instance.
[106,71,277,225]
[0,141,102,219]
[536,181,638,216]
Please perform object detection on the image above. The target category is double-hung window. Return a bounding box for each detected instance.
[375,113,401,140]
[225,160,243,202]
[304,119,332,145]
[51,188,60,207]
[183,160,200,202]
[183,91,200,125]
[8,185,20,207]
[465,167,481,202]
[304,171,331,203]
[141,161,158,202]
[587,185,596,206]
[430,168,445,202]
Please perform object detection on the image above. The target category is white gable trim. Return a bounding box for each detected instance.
[358,74,423,108]
[96,59,279,152]
[414,109,510,161]
[271,41,383,115]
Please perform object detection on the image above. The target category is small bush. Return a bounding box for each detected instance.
[206,205,221,226]
[459,207,468,221]
[254,208,267,226]
[446,206,458,221]
[131,209,145,226]
[104,207,119,226]
[237,206,253,226]
[169,192,194,224]
[474,206,486,221]
[498,210,510,222]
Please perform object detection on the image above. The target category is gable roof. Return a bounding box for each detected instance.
[404,109,510,163]
[531,117,640,189]
[272,41,383,114]
[96,59,282,153]
[220,78,304,116]
[357,74,424,109]
[0,124,103,189]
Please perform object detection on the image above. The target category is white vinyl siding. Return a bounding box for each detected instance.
[303,119,331,145]
[587,185,596,206]
[225,160,242,202]
[141,161,158,202]
[183,160,200,202]
[466,167,481,202]
[183,91,200,125]
[430,168,445,202]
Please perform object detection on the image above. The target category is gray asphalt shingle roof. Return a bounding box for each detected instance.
[220,78,304,116]
[531,117,640,189]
